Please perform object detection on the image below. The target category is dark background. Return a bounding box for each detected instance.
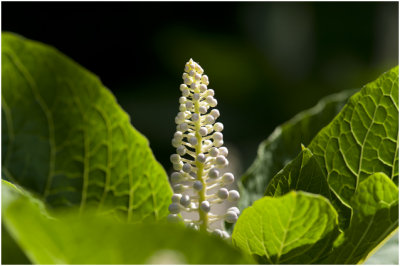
[2,2,398,176]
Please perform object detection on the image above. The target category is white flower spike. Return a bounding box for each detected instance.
[167,59,240,238]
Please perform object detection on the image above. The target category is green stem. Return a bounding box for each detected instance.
[194,100,208,231]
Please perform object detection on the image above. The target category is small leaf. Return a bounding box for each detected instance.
[239,90,354,210]
[2,180,254,264]
[1,32,172,221]
[322,173,398,264]
[265,147,351,229]
[232,191,339,264]
[265,148,331,199]
[309,66,399,204]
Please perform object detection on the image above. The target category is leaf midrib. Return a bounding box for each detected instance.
[276,195,296,263]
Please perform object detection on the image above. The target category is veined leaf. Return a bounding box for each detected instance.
[232,191,339,264]
[239,90,354,210]
[309,66,399,204]
[265,147,351,229]
[237,67,398,264]
[2,180,254,264]
[1,32,172,221]
[323,173,398,264]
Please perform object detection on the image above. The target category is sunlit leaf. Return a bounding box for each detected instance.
[232,191,339,264]
[309,67,399,204]
[1,32,172,221]
[2,180,254,264]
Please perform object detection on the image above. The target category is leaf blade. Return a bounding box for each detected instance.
[323,173,398,264]
[308,67,399,204]
[1,32,172,221]
[264,147,351,229]
[239,89,354,210]
[232,191,339,264]
[265,147,331,199]
[2,180,254,264]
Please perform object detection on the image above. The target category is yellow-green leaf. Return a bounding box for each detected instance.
[2,180,254,264]
[309,67,399,204]
[232,191,339,264]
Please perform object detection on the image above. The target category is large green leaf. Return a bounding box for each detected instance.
[308,67,399,204]
[2,180,254,264]
[1,32,172,221]
[239,89,354,210]
[323,173,398,264]
[232,191,339,264]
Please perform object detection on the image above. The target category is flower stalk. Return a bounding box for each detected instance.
[167,59,240,238]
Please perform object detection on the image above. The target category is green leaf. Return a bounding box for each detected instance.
[2,180,254,264]
[1,32,172,221]
[239,89,354,210]
[323,173,398,264]
[308,67,399,204]
[265,147,331,199]
[264,147,351,229]
[232,191,339,264]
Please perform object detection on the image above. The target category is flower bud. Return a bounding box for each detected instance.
[180,194,191,207]
[209,147,219,157]
[197,153,206,163]
[213,132,223,141]
[200,201,210,212]
[214,122,224,132]
[171,172,182,183]
[225,211,238,223]
[219,147,228,156]
[201,75,209,85]
[176,145,186,156]
[208,168,219,179]
[169,203,181,214]
[210,109,220,118]
[182,163,192,173]
[171,193,182,203]
[227,207,240,215]
[199,105,208,114]
[217,188,229,199]
[215,155,228,167]
[193,180,203,191]
[199,127,208,136]
[222,173,234,184]
[189,136,198,146]
[172,184,184,193]
[228,190,240,202]
[205,115,215,124]
[170,154,181,164]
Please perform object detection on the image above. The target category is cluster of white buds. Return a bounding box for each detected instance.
[167,59,240,238]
